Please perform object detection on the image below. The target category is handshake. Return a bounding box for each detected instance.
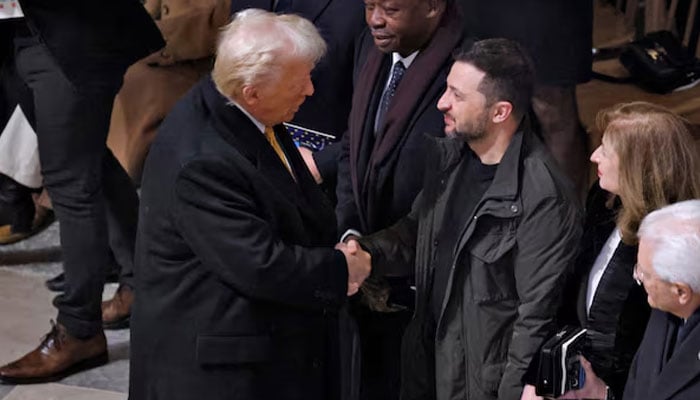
[335,239,372,296]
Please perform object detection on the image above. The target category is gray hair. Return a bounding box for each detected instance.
[212,8,326,100]
[638,200,700,292]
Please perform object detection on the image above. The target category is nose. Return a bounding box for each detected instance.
[590,145,601,163]
[437,91,450,112]
[304,78,314,97]
[367,8,385,28]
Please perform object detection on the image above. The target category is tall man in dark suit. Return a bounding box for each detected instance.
[622,200,700,400]
[0,0,163,384]
[335,0,466,398]
[129,10,370,400]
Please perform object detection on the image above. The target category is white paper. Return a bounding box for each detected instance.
[0,0,24,19]
[0,105,42,188]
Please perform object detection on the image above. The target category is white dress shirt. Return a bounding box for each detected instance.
[586,228,622,314]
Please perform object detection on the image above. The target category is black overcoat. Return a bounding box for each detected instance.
[129,77,348,400]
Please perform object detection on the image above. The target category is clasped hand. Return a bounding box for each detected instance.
[335,239,371,296]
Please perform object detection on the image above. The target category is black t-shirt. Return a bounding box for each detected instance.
[430,150,497,322]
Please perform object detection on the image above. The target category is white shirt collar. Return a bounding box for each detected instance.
[229,100,266,134]
[392,51,419,69]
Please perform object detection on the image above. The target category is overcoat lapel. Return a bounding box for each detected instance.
[201,78,334,232]
[201,79,301,203]
[654,313,700,399]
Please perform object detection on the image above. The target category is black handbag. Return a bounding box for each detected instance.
[619,30,700,93]
[535,326,587,398]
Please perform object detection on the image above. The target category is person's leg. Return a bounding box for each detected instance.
[100,149,138,329]
[0,53,51,244]
[0,28,122,384]
[14,35,121,338]
[532,84,589,198]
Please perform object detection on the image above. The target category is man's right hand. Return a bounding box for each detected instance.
[336,239,371,295]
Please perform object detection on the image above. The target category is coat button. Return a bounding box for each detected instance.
[510,204,519,213]
[433,240,438,247]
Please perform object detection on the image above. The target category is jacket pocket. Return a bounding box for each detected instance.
[196,335,271,366]
[467,221,517,303]
[468,219,516,264]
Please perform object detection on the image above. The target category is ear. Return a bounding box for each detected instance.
[491,101,513,124]
[241,85,260,106]
[425,0,443,19]
[672,283,693,306]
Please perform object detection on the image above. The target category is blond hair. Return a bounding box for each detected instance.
[596,101,700,244]
[212,9,326,100]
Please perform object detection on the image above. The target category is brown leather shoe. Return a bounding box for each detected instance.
[102,285,133,330]
[0,321,108,384]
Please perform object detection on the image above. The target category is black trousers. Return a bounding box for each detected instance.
[9,23,138,338]
[353,306,412,400]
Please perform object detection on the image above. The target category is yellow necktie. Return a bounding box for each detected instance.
[264,127,293,175]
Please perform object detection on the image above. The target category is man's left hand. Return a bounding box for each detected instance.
[558,356,607,400]
[298,147,322,184]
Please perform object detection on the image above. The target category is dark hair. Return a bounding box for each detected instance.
[453,38,534,117]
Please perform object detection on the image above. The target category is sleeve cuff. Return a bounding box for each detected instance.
[340,229,362,243]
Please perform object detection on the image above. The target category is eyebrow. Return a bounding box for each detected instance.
[447,84,463,97]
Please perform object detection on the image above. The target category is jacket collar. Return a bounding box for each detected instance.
[653,310,700,399]
[199,77,304,204]
[432,116,532,202]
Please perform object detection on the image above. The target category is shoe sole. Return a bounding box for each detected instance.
[0,211,55,245]
[0,351,109,385]
[103,316,130,330]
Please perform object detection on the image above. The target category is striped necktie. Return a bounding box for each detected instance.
[264,127,293,175]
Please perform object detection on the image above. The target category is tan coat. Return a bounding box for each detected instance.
[107,0,230,182]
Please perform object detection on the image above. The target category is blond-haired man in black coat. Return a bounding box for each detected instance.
[129,10,370,400]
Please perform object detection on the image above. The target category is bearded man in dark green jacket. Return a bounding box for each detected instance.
[354,39,583,400]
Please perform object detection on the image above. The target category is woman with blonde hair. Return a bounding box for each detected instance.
[523,101,700,400]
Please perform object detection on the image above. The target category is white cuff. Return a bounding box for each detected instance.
[340,229,362,243]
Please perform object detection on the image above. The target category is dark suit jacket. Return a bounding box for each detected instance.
[1,0,164,85]
[230,0,365,182]
[130,77,348,400]
[336,7,465,236]
[558,183,650,399]
[623,309,700,400]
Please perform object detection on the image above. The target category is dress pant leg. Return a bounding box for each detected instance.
[13,34,126,338]
[102,149,138,289]
[532,84,589,199]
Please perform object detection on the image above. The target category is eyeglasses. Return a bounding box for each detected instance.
[633,263,645,286]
